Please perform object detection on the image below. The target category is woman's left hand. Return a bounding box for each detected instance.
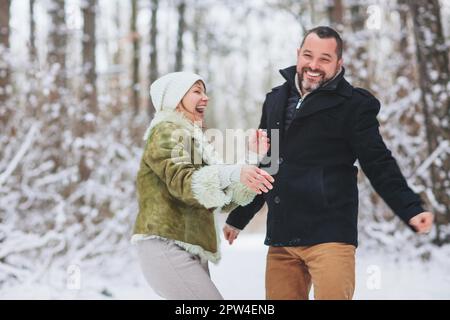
[240,165,274,194]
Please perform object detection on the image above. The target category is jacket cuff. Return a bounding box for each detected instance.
[225,223,242,232]
[217,164,242,189]
[191,165,232,209]
[225,210,249,230]
[397,204,426,232]
[227,182,257,206]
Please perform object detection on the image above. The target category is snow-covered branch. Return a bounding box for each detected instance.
[411,140,450,179]
[0,123,40,187]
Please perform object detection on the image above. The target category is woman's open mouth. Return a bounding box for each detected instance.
[195,106,206,116]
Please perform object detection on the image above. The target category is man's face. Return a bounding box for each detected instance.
[296,33,343,93]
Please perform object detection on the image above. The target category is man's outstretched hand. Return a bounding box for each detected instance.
[409,211,434,234]
[249,129,270,156]
[223,224,240,245]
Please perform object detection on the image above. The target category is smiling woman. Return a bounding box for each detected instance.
[176,80,208,123]
[131,71,274,300]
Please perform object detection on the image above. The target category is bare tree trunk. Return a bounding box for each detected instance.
[308,0,317,26]
[347,3,371,89]
[202,29,215,128]
[239,28,252,127]
[48,0,67,97]
[131,0,140,115]
[327,0,344,32]
[77,0,98,181]
[175,0,186,72]
[111,0,122,114]
[410,0,450,244]
[396,0,414,83]
[27,0,39,117]
[192,1,203,75]
[0,0,11,127]
[47,0,67,170]
[29,0,37,62]
[82,0,98,116]
[393,0,422,147]
[147,0,159,118]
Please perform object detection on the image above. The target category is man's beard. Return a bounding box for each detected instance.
[299,67,338,93]
[302,78,322,92]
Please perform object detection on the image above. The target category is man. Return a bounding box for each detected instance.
[223,26,434,300]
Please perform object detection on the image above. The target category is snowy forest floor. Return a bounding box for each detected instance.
[1,233,449,300]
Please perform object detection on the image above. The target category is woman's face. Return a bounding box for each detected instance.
[177,81,208,123]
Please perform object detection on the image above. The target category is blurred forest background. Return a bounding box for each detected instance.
[0,0,449,293]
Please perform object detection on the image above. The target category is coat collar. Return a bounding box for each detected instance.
[272,65,353,121]
[279,65,352,98]
[143,110,223,165]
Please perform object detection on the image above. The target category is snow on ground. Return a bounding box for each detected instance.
[0,233,449,299]
[213,233,450,300]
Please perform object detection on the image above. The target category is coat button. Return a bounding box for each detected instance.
[276,121,280,126]
[277,157,284,165]
[274,196,281,204]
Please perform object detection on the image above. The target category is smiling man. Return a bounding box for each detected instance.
[223,26,434,300]
[297,31,343,94]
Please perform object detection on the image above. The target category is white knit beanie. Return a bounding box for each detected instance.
[150,72,205,112]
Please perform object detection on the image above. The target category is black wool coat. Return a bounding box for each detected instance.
[226,66,424,247]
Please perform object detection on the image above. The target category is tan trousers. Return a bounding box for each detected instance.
[266,242,356,300]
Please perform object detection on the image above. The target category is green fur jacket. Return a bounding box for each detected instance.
[132,111,256,263]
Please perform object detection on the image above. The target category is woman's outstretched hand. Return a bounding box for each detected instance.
[240,165,274,194]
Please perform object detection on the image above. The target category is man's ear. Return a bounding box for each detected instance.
[337,58,344,69]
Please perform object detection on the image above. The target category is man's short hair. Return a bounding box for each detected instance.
[300,26,343,59]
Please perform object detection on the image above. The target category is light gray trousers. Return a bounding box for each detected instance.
[135,238,223,300]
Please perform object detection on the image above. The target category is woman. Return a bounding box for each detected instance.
[132,72,273,300]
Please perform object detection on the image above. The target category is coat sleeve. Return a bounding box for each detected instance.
[144,123,232,209]
[225,193,265,230]
[348,96,425,228]
[220,181,257,214]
